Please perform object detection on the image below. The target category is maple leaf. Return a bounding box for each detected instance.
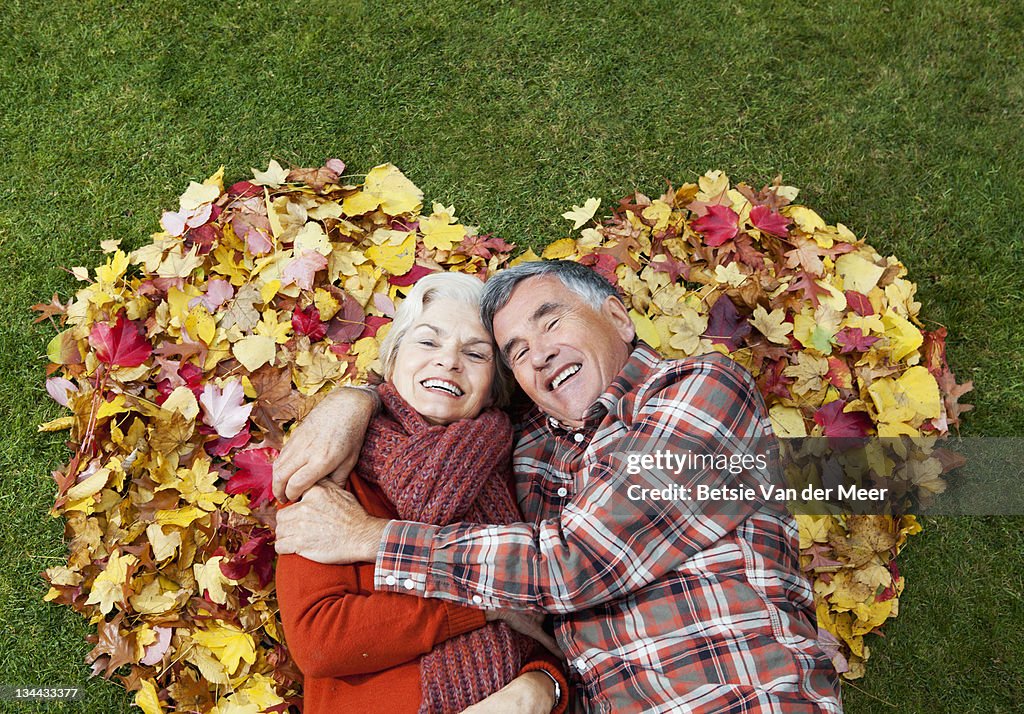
[225,447,278,507]
[750,305,793,345]
[749,205,792,237]
[220,528,275,587]
[648,253,691,282]
[287,163,340,192]
[291,305,327,341]
[692,204,740,247]
[845,291,874,316]
[281,249,328,291]
[251,159,289,187]
[787,271,831,308]
[562,197,601,229]
[595,234,643,271]
[86,613,137,677]
[388,264,436,287]
[814,400,873,438]
[89,313,152,368]
[31,292,70,324]
[702,294,750,351]
[836,327,880,353]
[199,380,253,438]
[456,233,514,260]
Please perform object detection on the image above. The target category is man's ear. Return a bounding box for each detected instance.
[601,296,636,343]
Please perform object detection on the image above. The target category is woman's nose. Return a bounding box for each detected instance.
[434,344,461,370]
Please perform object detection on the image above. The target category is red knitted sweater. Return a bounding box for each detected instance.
[276,386,568,714]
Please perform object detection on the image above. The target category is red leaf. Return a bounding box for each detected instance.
[813,400,872,438]
[220,528,275,587]
[836,327,880,353]
[227,181,262,198]
[577,253,620,286]
[702,295,750,351]
[388,264,435,287]
[359,315,391,340]
[845,291,874,316]
[648,253,691,282]
[89,313,152,367]
[291,305,327,341]
[325,295,366,342]
[692,204,739,246]
[749,205,792,237]
[787,271,830,308]
[225,447,278,507]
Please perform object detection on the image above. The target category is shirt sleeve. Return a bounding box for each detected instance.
[276,553,486,678]
[373,355,777,613]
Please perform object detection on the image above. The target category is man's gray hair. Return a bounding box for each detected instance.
[480,259,623,335]
[380,272,512,406]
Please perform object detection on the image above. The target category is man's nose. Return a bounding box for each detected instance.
[529,337,557,370]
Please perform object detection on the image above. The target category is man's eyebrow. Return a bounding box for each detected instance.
[500,302,563,360]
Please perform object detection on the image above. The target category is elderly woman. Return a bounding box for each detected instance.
[276,273,567,714]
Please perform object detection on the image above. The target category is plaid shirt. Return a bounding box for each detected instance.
[375,343,842,713]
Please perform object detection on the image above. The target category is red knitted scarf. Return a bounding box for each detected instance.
[356,383,534,714]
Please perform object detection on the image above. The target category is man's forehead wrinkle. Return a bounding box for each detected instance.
[531,301,562,322]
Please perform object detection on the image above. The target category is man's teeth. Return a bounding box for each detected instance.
[422,379,464,396]
[551,364,581,390]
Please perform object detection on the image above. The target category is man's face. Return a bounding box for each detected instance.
[492,275,635,427]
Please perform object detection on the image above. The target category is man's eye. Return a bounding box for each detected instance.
[546,318,560,331]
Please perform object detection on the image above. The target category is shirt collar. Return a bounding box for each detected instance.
[542,340,662,435]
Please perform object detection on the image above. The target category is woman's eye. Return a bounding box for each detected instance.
[418,340,437,347]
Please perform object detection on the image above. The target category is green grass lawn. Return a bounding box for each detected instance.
[2,0,1022,711]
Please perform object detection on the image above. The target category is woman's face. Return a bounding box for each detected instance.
[390,297,496,425]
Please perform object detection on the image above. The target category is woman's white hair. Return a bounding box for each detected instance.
[379,272,512,407]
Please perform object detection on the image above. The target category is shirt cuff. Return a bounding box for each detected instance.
[374,519,440,594]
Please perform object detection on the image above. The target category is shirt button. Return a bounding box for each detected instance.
[384,575,396,586]
[472,595,483,605]
[557,487,568,497]
[574,658,587,672]
[403,579,415,590]
[573,432,585,443]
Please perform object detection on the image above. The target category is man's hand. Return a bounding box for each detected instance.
[486,609,562,660]
[275,481,389,564]
[272,386,378,502]
[458,672,557,714]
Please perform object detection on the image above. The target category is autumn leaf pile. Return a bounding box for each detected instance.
[36,161,972,710]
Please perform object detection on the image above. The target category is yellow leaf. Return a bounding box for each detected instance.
[135,679,164,714]
[162,386,199,421]
[232,335,276,371]
[787,206,827,233]
[66,467,110,501]
[342,163,423,216]
[769,405,808,438]
[697,170,729,200]
[185,306,217,345]
[145,523,181,561]
[897,366,942,420]
[365,231,416,276]
[96,393,129,420]
[95,250,130,284]
[561,197,601,229]
[542,238,578,260]
[420,213,466,251]
[38,416,75,432]
[666,307,708,355]
[294,221,332,255]
[510,248,541,266]
[194,556,235,605]
[260,279,281,304]
[193,621,257,674]
[713,262,747,288]
[255,309,292,344]
[314,288,341,320]
[156,505,209,528]
[750,305,793,345]
[628,310,661,349]
[180,181,220,212]
[251,159,288,187]
[641,200,672,231]
[84,550,137,614]
[835,253,886,294]
[882,311,923,362]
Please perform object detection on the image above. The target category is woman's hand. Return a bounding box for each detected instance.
[486,609,562,659]
[272,386,378,502]
[458,672,557,714]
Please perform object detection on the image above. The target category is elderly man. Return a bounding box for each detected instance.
[274,260,842,713]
